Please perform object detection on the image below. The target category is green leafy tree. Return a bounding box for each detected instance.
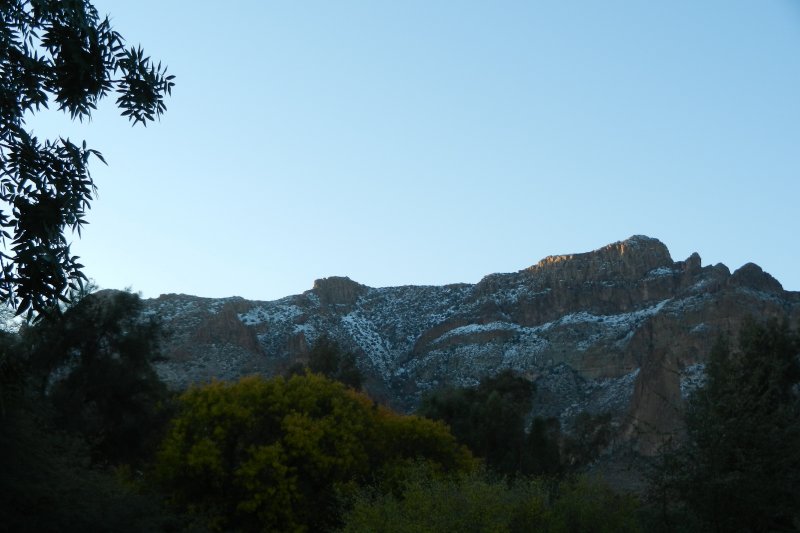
[0,303,172,531]
[0,1,173,317]
[418,370,561,476]
[0,2,175,526]
[156,373,474,532]
[524,416,562,476]
[650,319,800,532]
[25,289,169,465]
[307,334,363,390]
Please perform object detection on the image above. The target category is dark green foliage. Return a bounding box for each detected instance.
[418,370,562,476]
[304,334,364,389]
[524,416,562,476]
[0,407,170,532]
[0,1,173,317]
[340,467,642,533]
[547,476,643,533]
[0,325,171,532]
[23,289,170,465]
[649,318,800,532]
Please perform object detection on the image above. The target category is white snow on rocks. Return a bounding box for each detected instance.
[646,266,676,278]
[238,302,303,326]
[556,299,670,328]
[341,312,393,376]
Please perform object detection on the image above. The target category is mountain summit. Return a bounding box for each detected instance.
[147,236,799,454]
[526,234,673,282]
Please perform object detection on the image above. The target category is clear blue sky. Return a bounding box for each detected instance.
[30,1,800,300]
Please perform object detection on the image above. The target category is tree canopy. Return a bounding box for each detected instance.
[156,373,474,532]
[296,334,364,390]
[418,369,562,476]
[0,0,173,317]
[650,319,800,532]
[25,289,169,464]
[0,288,172,530]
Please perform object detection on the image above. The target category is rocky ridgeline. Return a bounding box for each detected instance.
[146,236,800,454]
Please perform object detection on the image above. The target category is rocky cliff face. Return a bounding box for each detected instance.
[147,236,800,454]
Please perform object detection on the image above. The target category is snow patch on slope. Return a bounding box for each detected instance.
[341,312,392,376]
[239,303,303,326]
[556,299,670,328]
[438,321,522,342]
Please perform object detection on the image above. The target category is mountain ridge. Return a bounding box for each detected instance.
[145,236,800,454]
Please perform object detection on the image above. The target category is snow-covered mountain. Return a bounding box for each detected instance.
[145,236,800,453]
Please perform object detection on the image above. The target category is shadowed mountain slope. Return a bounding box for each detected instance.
[145,236,800,454]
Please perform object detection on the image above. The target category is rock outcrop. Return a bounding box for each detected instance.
[311,276,367,308]
[147,236,800,454]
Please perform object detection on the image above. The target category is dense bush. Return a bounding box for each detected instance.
[341,467,642,533]
[156,373,474,532]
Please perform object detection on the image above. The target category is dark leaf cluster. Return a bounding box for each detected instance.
[418,369,562,476]
[0,1,173,317]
